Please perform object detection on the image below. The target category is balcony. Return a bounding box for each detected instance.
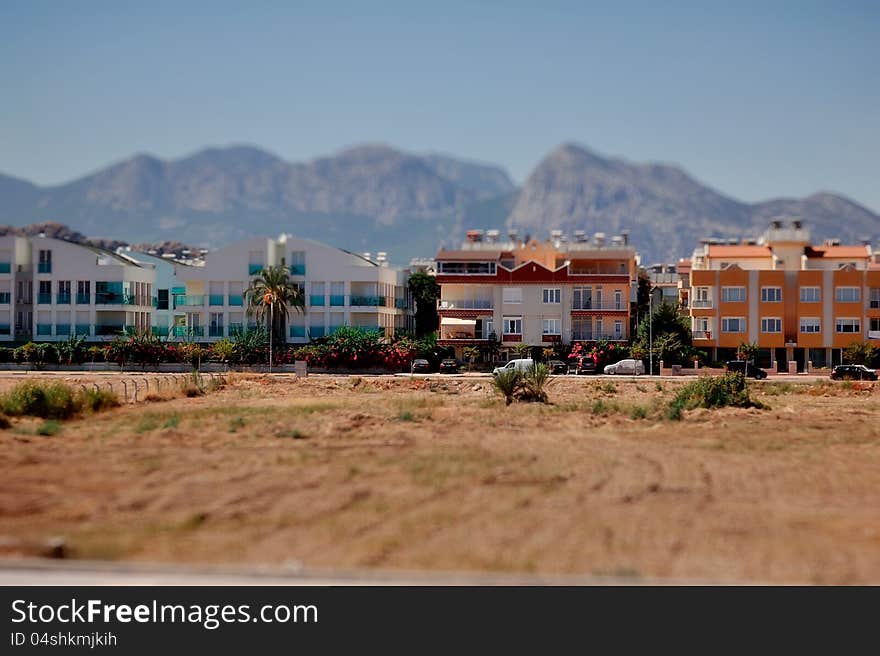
[289,264,306,276]
[350,295,383,307]
[36,324,52,336]
[248,264,264,275]
[208,294,225,306]
[693,330,713,340]
[309,294,325,306]
[502,333,522,342]
[55,324,70,335]
[329,295,345,307]
[38,262,51,274]
[692,300,714,309]
[172,326,204,337]
[309,326,326,339]
[76,293,90,304]
[290,325,306,338]
[395,298,407,310]
[96,324,125,336]
[439,299,493,310]
[570,301,628,311]
[571,331,593,341]
[37,292,52,304]
[56,293,71,304]
[0,324,10,335]
[95,293,132,305]
[174,295,205,307]
[868,330,880,340]
[151,326,168,337]
[208,325,224,337]
[0,263,10,274]
[75,324,91,336]
[228,294,243,307]
[0,292,9,304]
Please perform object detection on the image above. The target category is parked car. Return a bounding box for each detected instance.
[547,360,568,375]
[830,364,877,381]
[568,355,597,375]
[411,358,431,373]
[492,358,534,376]
[603,359,646,375]
[439,358,460,373]
[726,360,768,380]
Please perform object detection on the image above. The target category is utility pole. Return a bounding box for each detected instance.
[649,286,653,376]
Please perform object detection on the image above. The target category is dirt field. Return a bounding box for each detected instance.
[1,373,879,584]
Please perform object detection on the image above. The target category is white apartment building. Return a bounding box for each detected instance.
[0,235,33,342]
[28,236,156,341]
[172,234,412,342]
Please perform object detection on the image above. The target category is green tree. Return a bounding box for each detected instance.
[245,265,306,363]
[843,341,877,367]
[407,271,440,337]
[632,301,691,365]
[633,268,652,334]
[462,346,481,370]
[512,342,533,358]
[736,341,760,362]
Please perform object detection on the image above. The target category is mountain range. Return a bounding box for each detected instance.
[0,142,877,265]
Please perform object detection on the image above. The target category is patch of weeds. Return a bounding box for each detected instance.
[840,380,854,391]
[629,405,648,420]
[761,382,794,396]
[177,512,208,531]
[276,428,308,439]
[79,388,120,412]
[136,414,160,433]
[655,382,664,392]
[287,402,340,416]
[666,373,766,421]
[228,416,246,432]
[397,410,415,422]
[635,384,647,393]
[37,419,62,436]
[162,414,180,429]
[599,382,617,395]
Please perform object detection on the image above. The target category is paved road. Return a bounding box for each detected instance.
[0,559,735,586]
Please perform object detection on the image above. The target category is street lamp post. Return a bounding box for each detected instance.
[649,286,653,376]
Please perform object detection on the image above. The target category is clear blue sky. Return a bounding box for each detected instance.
[1,0,878,210]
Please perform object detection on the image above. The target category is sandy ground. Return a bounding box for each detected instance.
[1,373,879,584]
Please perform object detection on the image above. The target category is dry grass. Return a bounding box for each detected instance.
[1,374,879,583]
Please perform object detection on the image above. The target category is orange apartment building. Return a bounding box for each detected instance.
[435,230,638,360]
[688,221,880,370]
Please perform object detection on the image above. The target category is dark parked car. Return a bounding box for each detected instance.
[439,358,460,373]
[568,355,597,375]
[726,360,768,379]
[547,360,568,375]
[830,364,877,381]
[411,358,431,374]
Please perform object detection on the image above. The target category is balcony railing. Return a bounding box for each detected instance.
[36,324,52,335]
[95,293,134,305]
[693,331,713,340]
[290,325,306,338]
[172,326,205,337]
[76,293,90,304]
[309,294,325,306]
[571,331,594,341]
[174,295,205,307]
[55,324,70,335]
[439,299,493,310]
[38,262,51,274]
[56,293,71,304]
[208,325,224,337]
[37,292,52,304]
[692,299,713,309]
[570,301,628,311]
[208,294,225,306]
[350,295,383,307]
[329,295,345,307]
[0,324,10,335]
[0,263,10,274]
[289,264,306,276]
[150,326,168,337]
[228,294,243,306]
[0,292,9,304]
[309,326,326,339]
[75,324,91,336]
[248,264,264,275]
[395,298,407,310]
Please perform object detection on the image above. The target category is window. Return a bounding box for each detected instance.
[437,261,496,275]
[614,291,623,310]
[721,287,746,303]
[572,287,592,310]
[156,289,169,310]
[800,317,821,334]
[289,251,306,275]
[721,317,745,333]
[502,287,522,304]
[38,249,52,273]
[595,318,603,338]
[542,288,560,304]
[57,281,71,304]
[503,316,522,334]
[613,320,623,338]
[542,318,561,335]
[871,288,880,309]
[871,317,880,333]
[761,287,782,302]
[693,287,712,308]
[482,318,494,338]
[835,287,860,303]
[836,318,860,334]
[800,287,821,303]
[38,280,51,304]
[761,318,781,333]
[572,318,592,341]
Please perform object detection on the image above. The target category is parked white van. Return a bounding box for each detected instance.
[492,358,534,376]
[603,359,646,375]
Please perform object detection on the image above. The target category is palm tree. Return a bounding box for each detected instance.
[245,265,306,368]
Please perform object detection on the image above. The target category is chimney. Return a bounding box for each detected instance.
[620,229,630,246]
